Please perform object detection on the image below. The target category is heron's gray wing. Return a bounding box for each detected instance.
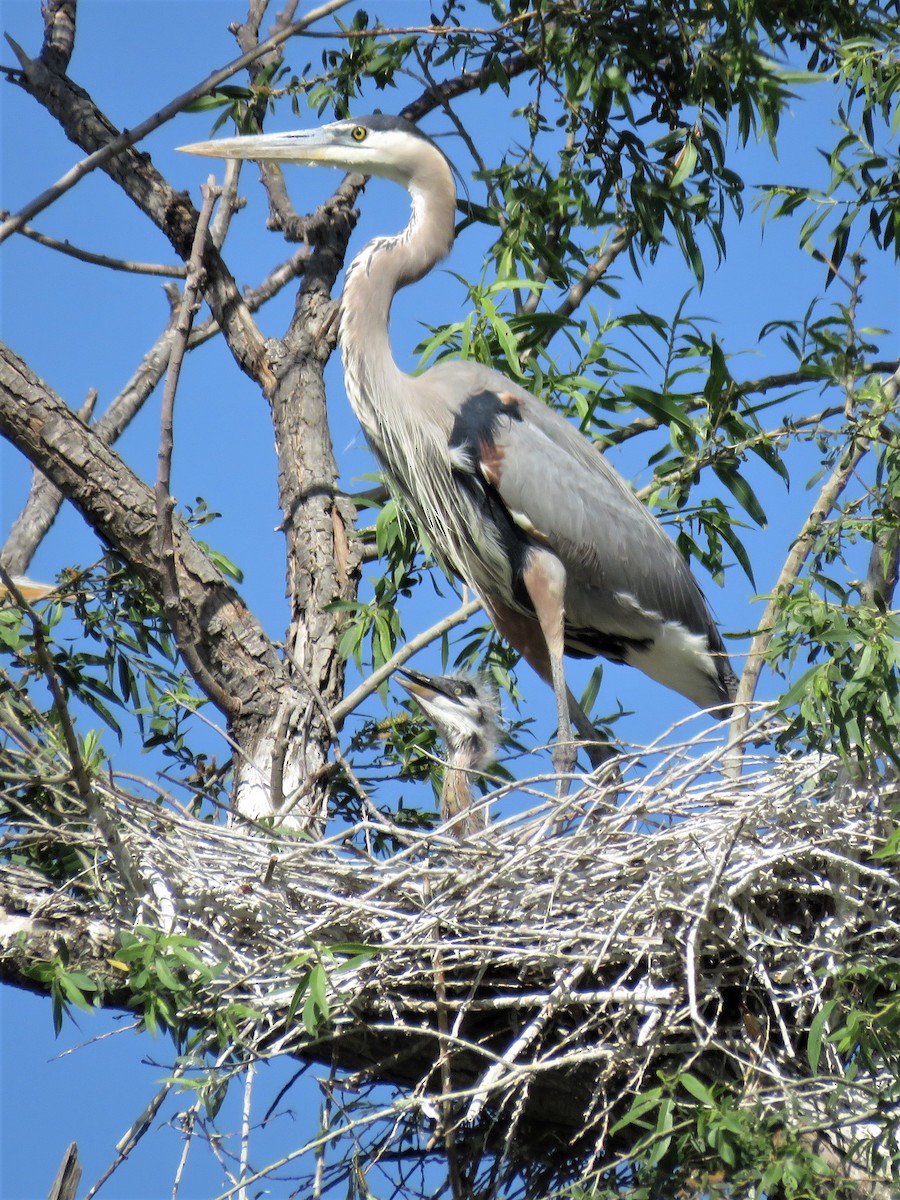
[444,368,721,644]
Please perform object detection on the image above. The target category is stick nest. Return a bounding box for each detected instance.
[3,715,899,1181]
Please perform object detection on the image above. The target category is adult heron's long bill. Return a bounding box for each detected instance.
[177,129,340,164]
[179,118,438,181]
[177,125,391,172]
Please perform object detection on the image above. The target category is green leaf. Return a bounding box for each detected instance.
[609,1088,663,1134]
[168,945,213,976]
[620,385,698,431]
[310,962,328,1017]
[287,974,310,1026]
[63,971,98,992]
[779,665,821,709]
[807,999,838,1074]
[302,962,330,1035]
[711,463,768,527]
[679,1072,715,1106]
[669,139,698,189]
[154,958,181,992]
[202,546,244,583]
[58,975,95,1012]
[648,1097,674,1164]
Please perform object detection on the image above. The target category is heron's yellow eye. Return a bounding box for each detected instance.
[351,126,367,142]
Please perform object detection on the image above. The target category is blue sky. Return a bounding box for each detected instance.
[1,2,897,1197]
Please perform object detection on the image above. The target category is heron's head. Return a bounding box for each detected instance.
[397,668,500,769]
[179,113,452,192]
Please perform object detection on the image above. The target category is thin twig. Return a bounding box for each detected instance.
[238,1060,255,1200]
[2,246,309,575]
[154,177,236,717]
[464,958,590,1124]
[540,225,632,338]
[311,1077,332,1200]
[0,210,186,275]
[728,438,869,751]
[82,1067,188,1200]
[422,867,464,1199]
[170,1109,196,1200]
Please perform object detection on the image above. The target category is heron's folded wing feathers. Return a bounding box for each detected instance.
[476,384,720,643]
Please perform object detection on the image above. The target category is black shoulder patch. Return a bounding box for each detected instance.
[449,389,523,458]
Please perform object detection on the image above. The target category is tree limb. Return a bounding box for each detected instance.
[0,0,355,245]
[0,342,287,719]
[2,38,274,389]
[38,0,76,74]
[1,246,310,576]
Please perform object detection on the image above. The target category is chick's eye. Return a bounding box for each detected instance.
[351,126,367,142]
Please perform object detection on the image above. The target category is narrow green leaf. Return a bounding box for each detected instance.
[609,1088,663,1134]
[310,962,328,1020]
[154,958,181,992]
[679,1071,715,1106]
[807,998,837,1074]
[712,464,768,527]
[287,974,310,1026]
[669,140,698,189]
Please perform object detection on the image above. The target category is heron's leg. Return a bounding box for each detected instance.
[520,550,577,797]
[566,689,618,769]
[548,649,577,797]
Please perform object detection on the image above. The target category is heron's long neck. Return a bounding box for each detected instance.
[340,173,455,436]
[441,743,487,836]
[441,753,482,830]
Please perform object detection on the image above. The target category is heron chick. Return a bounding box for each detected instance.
[398,667,499,839]
[180,116,738,782]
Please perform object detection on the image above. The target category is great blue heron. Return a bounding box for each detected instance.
[397,667,498,838]
[181,115,738,778]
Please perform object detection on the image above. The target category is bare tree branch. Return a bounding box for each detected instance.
[548,226,632,330]
[728,438,870,748]
[0,388,95,576]
[1,246,310,575]
[0,0,355,244]
[154,176,237,716]
[2,40,274,390]
[330,598,483,727]
[0,210,186,276]
[0,342,287,719]
[39,0,76,74]
[47,1142,81,1200]
[82,1066,193,1200]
